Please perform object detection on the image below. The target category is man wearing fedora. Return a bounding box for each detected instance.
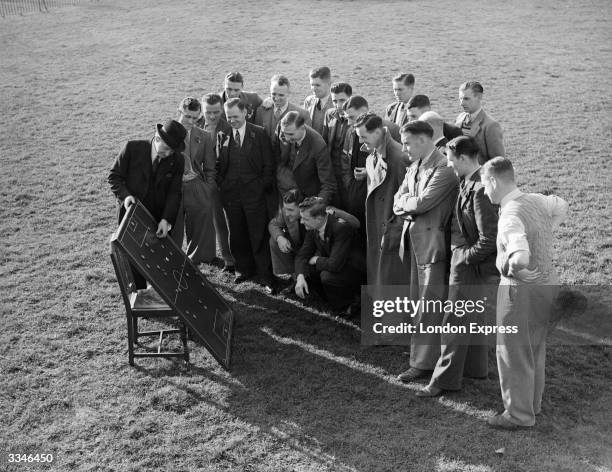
[108,119,186,288]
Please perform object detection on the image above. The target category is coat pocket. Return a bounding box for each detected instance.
[381,216,404,253]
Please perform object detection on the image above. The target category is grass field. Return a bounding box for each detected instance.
[1,0,611,471]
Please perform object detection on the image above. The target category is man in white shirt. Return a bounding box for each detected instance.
[481,157,568,429]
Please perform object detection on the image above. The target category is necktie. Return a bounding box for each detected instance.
[234,129,241,148]
[396,103,405,126]
[373,149,379,168]
[274,107,282,119]
[414,158,422,187]
[152,155,161,174]
[316,99,321,111]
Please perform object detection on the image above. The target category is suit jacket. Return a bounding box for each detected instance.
[384,101,410,128]
[304,94,333,134]
[276,125,337,204]
[393,148,459,264]
[216,122,274,199]
[365,129,411,285]
[255,102,311,141]
[322,108,349,156]
[451,171,499,278]
[220,90,263,123]
[108,140,184,225]
[295,213,364,275]
[185,127,216,185]
[455,109,505,164]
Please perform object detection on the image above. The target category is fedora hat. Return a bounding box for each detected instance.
[156,119,187,152]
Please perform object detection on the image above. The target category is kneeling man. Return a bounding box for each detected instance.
[294,197,365,313]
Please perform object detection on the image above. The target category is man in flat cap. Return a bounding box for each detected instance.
[108,119,186,288]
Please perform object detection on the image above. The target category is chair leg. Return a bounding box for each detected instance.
[132,316,139,345]
[126,312,135,366]
[181,322,190,364]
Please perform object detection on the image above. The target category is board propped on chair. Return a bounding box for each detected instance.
[110,201,235,370]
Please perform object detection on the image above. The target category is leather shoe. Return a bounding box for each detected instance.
[415,385,444,397]
[222,263,235,274]
[487,414,527,430]
[233,274,250,284]
[397,367,433,383]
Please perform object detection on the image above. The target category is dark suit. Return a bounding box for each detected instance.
[456,109,505,164]
[276,125,337,204]
[217,122,274,278]
[394,149,459,370]
[340,121,401,234]
[109,140,183,226]
[296,214,366,309]
[322,108,350,208]
[385,101,410,127]
[220,90,263,123]
[428,170,499,390]
[256,102,311,141]
[108,139,184,288]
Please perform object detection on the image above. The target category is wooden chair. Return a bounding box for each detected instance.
[110,244,189,366]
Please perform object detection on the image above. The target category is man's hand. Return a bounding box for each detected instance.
[261,97,274,109]
[123,195,136,210]
[354,167,367,181]
[295,274,309,299]
[308,256,318,265]
[156,219,172,238]
[277,236,292,253]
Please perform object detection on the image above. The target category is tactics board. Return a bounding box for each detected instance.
[111,201,235,369]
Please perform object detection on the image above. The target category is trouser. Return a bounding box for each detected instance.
[429,262,498,390]
[408,246,447,370]
[269,236,296,276]
[496,281,557,426]
[172,178,216,264]
[306,265,364,310]
[223,189,272,279]
[211,185,235,265]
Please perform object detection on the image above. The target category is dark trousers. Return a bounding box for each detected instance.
[429,260,499,390]
[222,183,272,279]
[306,264,364,310]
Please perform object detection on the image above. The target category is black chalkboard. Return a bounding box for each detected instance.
[111,201,234,369]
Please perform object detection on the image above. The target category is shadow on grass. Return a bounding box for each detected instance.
[173,280,611,471]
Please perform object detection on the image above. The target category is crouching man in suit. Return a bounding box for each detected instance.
[294,197,366,314]
[269,188,360,280]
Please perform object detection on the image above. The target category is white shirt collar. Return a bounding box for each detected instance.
[234,122,247,142]
[318,215,329,238]
[420,147,437,167]
[275,102,289,114]
[318,94,330,108]
[500,188,523,209]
